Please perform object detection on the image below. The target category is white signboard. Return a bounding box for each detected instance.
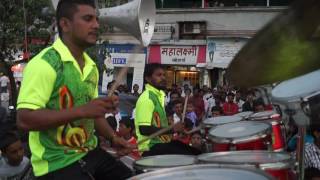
[102,53,146,93]
[110,53,145,68]
[206,38,247,69]
[161,46,198,65]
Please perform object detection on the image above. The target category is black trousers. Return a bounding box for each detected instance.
[142,140,202,157]
[37,148,133,180]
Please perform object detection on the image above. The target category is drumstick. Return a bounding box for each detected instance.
[137,123,177,145]
[107,46,143,97]
[181,95,189,123]
[185,125,202,135]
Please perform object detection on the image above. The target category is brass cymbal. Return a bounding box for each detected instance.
[227,0,320,87]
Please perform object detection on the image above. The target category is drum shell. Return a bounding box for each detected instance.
[198,151,296,180]
[208,121,272,152]
[211,135,271,151]
[249,111,286,151]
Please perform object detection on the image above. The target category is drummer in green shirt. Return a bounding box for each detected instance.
[16,0,134,179]
[135,63,201,156]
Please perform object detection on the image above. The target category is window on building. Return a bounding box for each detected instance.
[155,0,294,9]
[179,21,206,40]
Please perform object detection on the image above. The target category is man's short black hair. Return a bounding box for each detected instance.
[172,99,183,107]
[143,63,164,80]
[56,0,96,37]
[0,131,20,153]
[227,92,235,97]
[170,91,181,98]
[119,116,134,132]
[211,106,223,113]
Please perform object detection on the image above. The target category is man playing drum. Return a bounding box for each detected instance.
[16,0,134,179]
[135,63,201,157]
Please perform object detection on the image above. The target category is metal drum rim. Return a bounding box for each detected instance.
[208,121,272,144]
[197,151,294,170]
[128,164,275,180]
[133,154,197,171]
[202,116,243,126]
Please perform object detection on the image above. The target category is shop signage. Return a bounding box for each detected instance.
[112,57,127,64]
[160,46,198,65]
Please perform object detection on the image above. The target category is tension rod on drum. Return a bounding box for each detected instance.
[296,126,306,180]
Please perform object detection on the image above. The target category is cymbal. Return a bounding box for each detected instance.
[227,0,320,87]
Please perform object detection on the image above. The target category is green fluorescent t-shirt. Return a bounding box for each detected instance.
[17,38,99,176]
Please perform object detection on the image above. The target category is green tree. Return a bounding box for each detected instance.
[0,0,54,111]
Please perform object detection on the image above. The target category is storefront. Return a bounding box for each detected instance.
[148,44,206,88]
[100,44,146,93]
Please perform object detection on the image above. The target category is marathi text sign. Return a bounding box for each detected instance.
[161,46,198,65]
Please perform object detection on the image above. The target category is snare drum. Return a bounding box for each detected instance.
[133,155,197,174]
[209,121,272,151]
[250,111,286,151]
[202,116,243,137]
[198,151,296,180]
[129,164,274,180]
[234,111,254,120]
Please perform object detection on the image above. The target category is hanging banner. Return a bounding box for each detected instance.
[206,38,247,69]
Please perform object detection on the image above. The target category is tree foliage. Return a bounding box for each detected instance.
[0,0,54,108]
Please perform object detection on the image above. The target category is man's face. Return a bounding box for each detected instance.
[227,95,234,102]
[146,68,166,90]
[170,93,179,102]
[62,5,99,47]
[212,110,221,117]
[133,85,139,92]
[187,103,193,112]
[255,105,264,112]
[3,140,24,166]
[191,134,202,147]
[173,103,183,115]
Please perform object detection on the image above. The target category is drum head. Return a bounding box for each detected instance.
[198,151,293,170]
[203,116,243,127]
[209,121,271,143]
[133,155,196,171]
[272,69,320,103]
[234,111,254,118]
[129,164,274,180]
[250,111,277,120]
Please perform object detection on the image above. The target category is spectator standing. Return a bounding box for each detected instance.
[222,93,239,115]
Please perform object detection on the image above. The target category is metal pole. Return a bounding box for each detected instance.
[296,125,306,180]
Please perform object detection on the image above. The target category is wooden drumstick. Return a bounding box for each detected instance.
[137,123,176,145]
[185,125,202,135]
[181,95,189,123]
[107,46,143,97]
